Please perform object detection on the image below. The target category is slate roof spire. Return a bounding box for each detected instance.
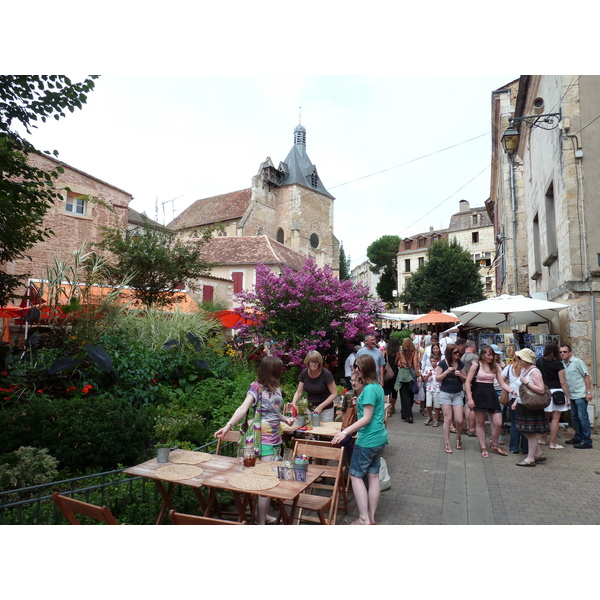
[279,122,334,199]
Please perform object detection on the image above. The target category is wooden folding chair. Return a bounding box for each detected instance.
[52,492,119,525]
[294,438,350,516]
[215,429,241,455]
[286,441,344,525]
[168,510,246,525]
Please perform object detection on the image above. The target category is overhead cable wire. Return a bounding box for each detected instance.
[329,132,489,190]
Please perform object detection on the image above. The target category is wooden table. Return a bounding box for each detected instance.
[282,420,343,440]
[124,451,323,525]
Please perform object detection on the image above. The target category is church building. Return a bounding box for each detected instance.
[168,124,339,306]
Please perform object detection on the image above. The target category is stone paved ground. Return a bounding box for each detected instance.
[336,407,599,525]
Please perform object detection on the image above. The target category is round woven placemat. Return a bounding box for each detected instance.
[155,464,203,481]
[251,462,280,477]
[169,450,212,465]
[227,473,279,491]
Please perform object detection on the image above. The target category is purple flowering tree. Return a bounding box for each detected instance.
[235,259,384,364]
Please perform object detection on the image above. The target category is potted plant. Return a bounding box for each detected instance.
[155,442,171,463]
[296,396,309,427]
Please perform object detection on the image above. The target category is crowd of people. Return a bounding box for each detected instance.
[215,330,593,524]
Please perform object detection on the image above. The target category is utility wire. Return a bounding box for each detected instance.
[329,132,489,190]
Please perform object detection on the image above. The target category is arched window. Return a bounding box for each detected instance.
[276,228,284,244]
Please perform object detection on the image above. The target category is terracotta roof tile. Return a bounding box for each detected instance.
[199,236,306,271]
[169,188,252,229]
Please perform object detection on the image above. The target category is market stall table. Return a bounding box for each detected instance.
[124,450,324,525]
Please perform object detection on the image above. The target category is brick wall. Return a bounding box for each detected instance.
[3,153,131,298]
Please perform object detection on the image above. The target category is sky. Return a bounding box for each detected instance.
[20,74,514,268]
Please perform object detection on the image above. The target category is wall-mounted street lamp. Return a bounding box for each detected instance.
[501,98,562,156]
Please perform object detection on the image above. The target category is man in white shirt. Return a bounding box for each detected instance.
[344,345,360,379]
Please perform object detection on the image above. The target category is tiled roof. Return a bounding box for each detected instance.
[168,188,252,229]
[199,236,307,271]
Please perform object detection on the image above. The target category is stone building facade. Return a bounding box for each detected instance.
[397,228,447,313]
[169,124,339,299]
[489,75,600,413]
[351,260,380,300]
[3,153,132,299]
[447,200,496,297]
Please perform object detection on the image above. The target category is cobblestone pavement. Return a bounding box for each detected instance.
[336,406,599,525]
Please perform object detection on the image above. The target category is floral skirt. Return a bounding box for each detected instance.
[515,403,550,434]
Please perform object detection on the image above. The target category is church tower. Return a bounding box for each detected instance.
[250,123,338,270]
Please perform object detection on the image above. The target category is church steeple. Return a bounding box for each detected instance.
[294,123,306,146]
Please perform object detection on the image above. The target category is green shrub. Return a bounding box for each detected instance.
[0,446,59,496]
[390,330,413,342]
[0,395,155,473]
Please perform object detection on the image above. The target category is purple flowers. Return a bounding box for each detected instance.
[235,258,383,363]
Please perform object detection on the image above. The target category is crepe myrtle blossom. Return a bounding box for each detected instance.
[235,259,383,364]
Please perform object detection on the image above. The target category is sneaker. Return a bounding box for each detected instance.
[498,436,505,445]
[565,438,580,445]
[549,444,564,449]
[538,440,547,446]
[574,443,593,449]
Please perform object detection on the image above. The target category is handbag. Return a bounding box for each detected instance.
[341,402,357,430]
[520,370,551,410]
[499,389,510,406]
[379,457,391,491]
[238,384,263,457]
[383,356,395,383]
[552,390,566,406]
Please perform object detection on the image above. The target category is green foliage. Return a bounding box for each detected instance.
[0,75,99,305]
[400,238,485,311]
[95,214,216,308]
[110,306,218,354]
[375,266,398,303]
[390,330,413,342]
[367,235,400,275]
[0,395,155,473]
[338,242,351,281]
[0,446,59,496]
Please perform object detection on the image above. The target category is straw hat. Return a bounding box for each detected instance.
[515,348,536,364]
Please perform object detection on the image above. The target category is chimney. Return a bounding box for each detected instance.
[459,199,470,212]
[429,226,433,233]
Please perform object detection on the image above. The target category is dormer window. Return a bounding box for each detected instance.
[309,167,319,188]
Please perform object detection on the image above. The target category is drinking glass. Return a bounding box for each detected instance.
[243,446,256,468]
[272,446,282,462]
[237,447,245,471]
[283,448,293,466]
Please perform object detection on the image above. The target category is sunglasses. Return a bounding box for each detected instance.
[559,351,569,354]
[353,363,361,370]
[452,351,460,355]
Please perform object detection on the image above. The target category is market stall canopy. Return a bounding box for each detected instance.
[451,294,569,329]
[407,310,460,325]
[379,313,423,322]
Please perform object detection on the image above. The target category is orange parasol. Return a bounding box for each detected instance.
[407,310,460,325]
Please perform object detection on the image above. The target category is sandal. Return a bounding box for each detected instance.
[549,444,564,449]
[538,440,547,446]
[490,444,507,456]
[444,442,453,454]
[456,437,462,450]
[467,431,477,437]
[450,426,457,434]
[516,459,536,467]
[481,448,489,458]
[432,421,439,427]
[534,454,547,463]
[424,418,432,426]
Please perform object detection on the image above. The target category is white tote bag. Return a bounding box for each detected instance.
[379,457,391,491]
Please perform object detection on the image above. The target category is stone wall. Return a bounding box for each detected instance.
[3,153,131,298]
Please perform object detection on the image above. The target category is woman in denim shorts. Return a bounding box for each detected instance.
[332,353,388,525]
[436,343,467,454]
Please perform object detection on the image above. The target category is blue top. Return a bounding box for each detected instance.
[356,383,388,449]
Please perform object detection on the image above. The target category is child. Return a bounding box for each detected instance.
[332,354,388,525]
[422,355,442,427]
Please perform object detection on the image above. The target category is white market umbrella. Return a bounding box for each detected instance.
[451,294,569,329]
